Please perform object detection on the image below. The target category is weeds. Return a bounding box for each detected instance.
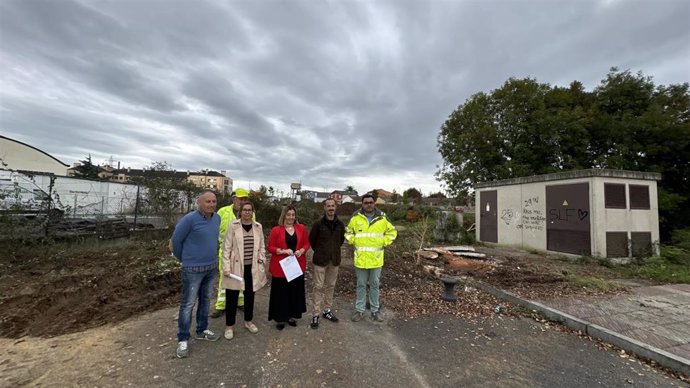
[610,245,690,283]
[566,274,625,292]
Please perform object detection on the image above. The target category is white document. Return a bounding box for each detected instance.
[228,273,244,282]
[279,255,303,282]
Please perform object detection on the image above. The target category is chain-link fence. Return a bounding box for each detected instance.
[0,170,194,240]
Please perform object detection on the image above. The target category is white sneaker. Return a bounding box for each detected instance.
[224,328,234,340]
[176,341,189,358]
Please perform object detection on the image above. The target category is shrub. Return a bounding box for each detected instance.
[255,203,282,230]
[661,245,690,265]
[671,228,690,250]
[295,201,321,227]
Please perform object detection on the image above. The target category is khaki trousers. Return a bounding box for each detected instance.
[312,263,339,315]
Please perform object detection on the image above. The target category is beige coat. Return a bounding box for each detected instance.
[221,219,268,292]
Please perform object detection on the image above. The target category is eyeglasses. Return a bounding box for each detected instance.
[362,201,375,205]
[241,209,253,212]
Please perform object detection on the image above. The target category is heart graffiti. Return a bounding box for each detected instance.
[578,209,589,221]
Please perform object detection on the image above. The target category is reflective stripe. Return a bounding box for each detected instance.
[356,246,384,252]
[357,233,385,238]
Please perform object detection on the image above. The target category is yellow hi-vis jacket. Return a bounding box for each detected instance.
[345,209,397,269]
[217,205,255,253]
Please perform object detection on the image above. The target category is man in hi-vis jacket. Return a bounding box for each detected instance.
[345,193,397,323]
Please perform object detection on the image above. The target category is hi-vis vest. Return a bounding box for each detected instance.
[345,210,397,269]
[217,205,255,257]
[217,205,238,244]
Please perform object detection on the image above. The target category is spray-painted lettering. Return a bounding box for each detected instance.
[549,208,589,222]
[523,196,539,208]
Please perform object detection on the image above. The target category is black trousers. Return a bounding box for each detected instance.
[225,264,254,326]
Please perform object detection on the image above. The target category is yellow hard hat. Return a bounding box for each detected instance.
[233,188,249,198]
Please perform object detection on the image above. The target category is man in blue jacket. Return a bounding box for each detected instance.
[171,190,221,358]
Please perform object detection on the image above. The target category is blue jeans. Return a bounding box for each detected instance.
[177,264,216,341]
[355,267,382,313]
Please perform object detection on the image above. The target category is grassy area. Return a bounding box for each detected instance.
[566,274,626,292]
[610,245,690,283]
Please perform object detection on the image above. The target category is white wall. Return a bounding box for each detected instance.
[476,174,659,257]
[0,170,139,216]
[491,182,551,250]
[591,177,660,257]
[0,137,68,175]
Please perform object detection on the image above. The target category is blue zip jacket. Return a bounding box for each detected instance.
[172,210,220,267]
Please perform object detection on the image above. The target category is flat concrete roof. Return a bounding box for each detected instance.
[475,169,662,189]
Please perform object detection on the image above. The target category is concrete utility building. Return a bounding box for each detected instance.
[475,169,661,258]
[0,135,69,175]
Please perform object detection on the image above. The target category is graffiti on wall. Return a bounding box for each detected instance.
[515,196,546,231]
[501,209,515,225]
[548,208,589,222]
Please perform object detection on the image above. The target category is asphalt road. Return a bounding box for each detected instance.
[2,290,687,387]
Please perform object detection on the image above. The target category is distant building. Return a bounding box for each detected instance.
[0,135,69,175]
[368,188,394,203]
[314,192,331,203]
[109,168,232,195]
[329,190,358,204]
[301,190,331,203]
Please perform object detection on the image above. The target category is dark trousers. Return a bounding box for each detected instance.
[225,264,254,326]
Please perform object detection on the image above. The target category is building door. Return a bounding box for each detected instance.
[546,183,591,255]
[479,190,497,243]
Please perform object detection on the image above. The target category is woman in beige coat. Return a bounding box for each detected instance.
[221,202,268,340]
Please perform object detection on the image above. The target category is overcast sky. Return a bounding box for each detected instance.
[1,0,688,196]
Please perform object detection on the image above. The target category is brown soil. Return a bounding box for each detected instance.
[469,245,628,299]
[0,233,178,338]
[330,244,502,319]
[0,230,629,339]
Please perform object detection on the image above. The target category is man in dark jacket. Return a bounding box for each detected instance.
[309,198,345,329]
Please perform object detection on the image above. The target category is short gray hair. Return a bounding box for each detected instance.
[196,190,217,205]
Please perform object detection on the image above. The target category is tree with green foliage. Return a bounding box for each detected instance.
[437,68,690,240]
[403,187,423,204]
[130,161,201,227]
[74,154,101,180]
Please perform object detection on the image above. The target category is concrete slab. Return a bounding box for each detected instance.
[655,294,690,306]
[585,314,654,333]
[667,323,690,337]
[624,309,674,324]
[661,284,690,293]
[645,325,690,344]
[634,286,678,297]
[622,327,685,349]
[533,283,690,375]
[667,343,690,360]
[659,307,690,322]
[553,303,604,318]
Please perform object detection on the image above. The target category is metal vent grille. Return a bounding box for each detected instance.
[629,185,650,210]
[606,232,628,258]
[631,232,652,257]
[604,183,626,209]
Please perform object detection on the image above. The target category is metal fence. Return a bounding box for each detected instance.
[0,170,192,239]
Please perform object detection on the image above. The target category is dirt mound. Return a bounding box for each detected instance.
[0,237,178,338]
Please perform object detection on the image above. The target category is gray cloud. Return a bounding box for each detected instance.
[1,0,688,195]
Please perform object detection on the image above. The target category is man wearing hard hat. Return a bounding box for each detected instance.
[211,188,252,318]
